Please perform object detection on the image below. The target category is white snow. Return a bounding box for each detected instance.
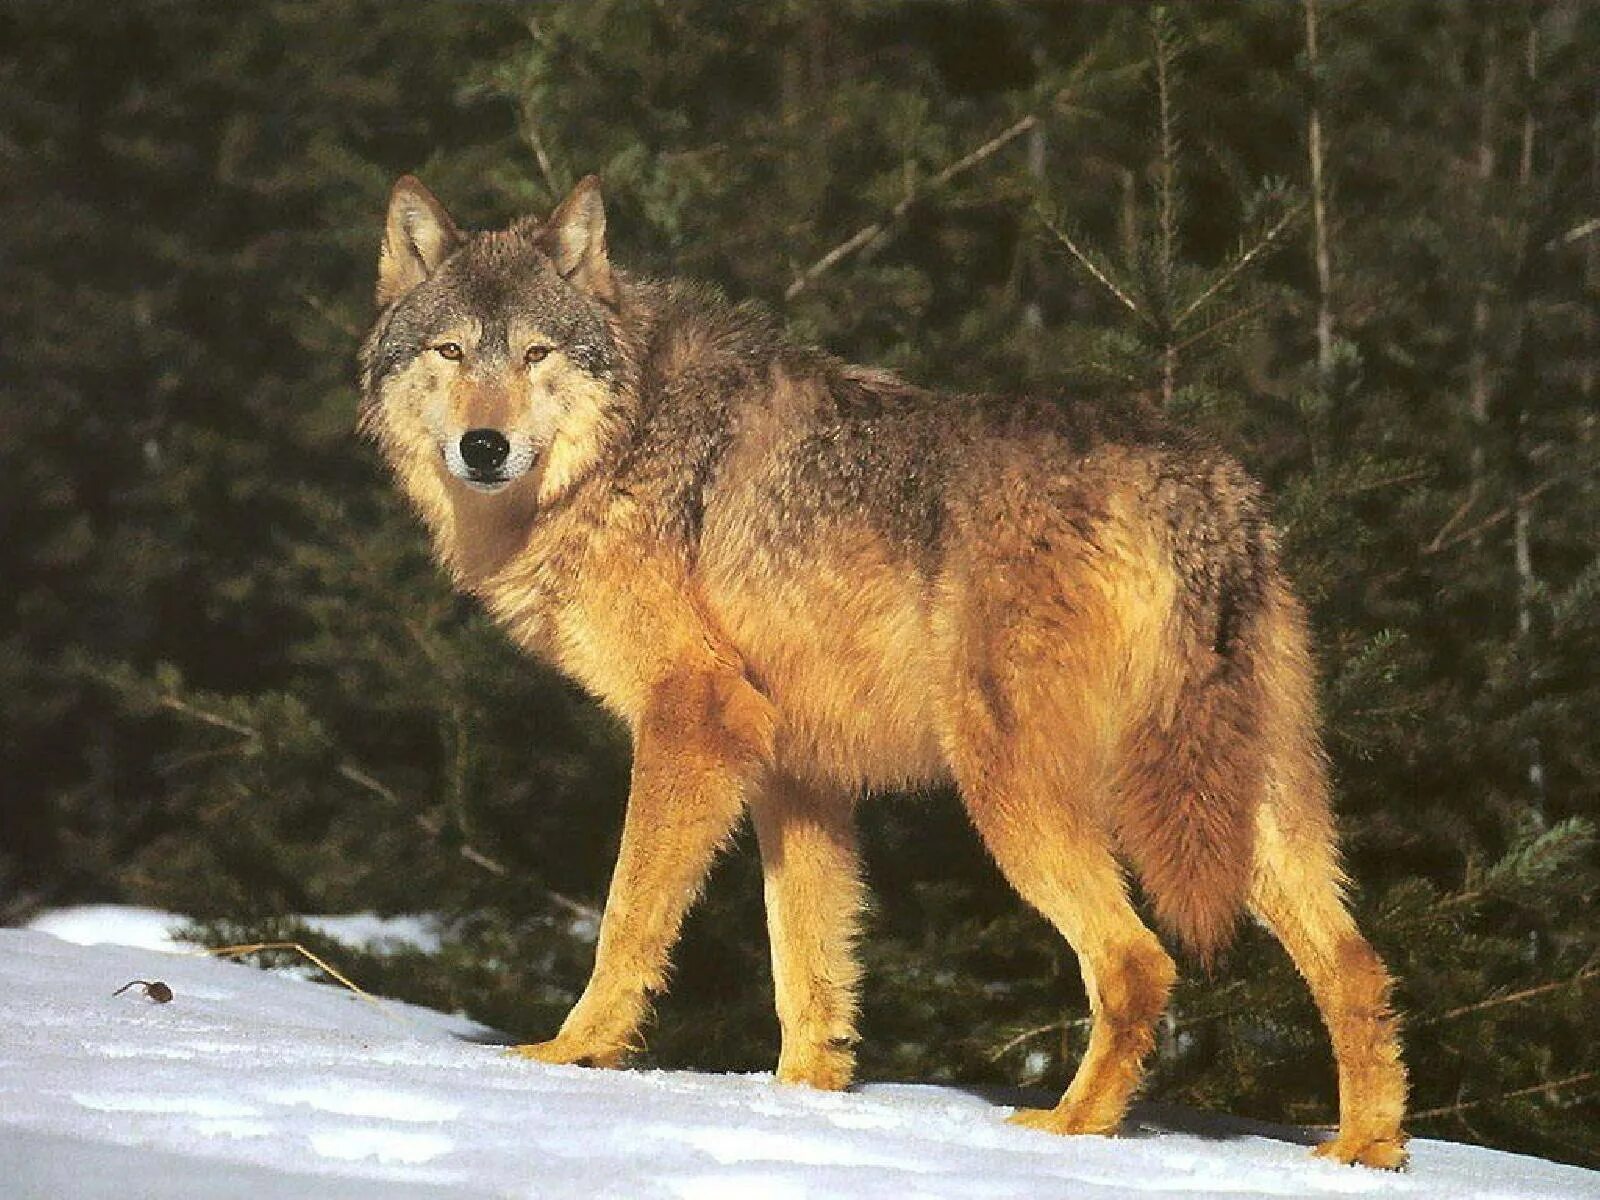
[27,904,198,953]
[28,904,443,955]
[2,923,1597,1200]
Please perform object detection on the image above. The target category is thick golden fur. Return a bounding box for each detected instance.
[361,176,1409,1167]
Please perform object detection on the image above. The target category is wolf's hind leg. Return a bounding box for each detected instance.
[946,710,1175,1137]
[751,773,864,1090]
[1247,588,1407,1168]
[1250,801,1408,1169]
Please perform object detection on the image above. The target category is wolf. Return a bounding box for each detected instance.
[359,174,1409,1168]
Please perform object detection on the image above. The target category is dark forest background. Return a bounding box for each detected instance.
[2,0,1597,1169]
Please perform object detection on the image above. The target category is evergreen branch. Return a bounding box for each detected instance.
[151,689,406,813]
[1173,203,1304,328]
[1170,982,1249,1029]
[1416,964,1600,1027]
[96,659,601,922]
[140,683,536,894]
[1442,817,1596,908]
[1412,1070,1600,1122]
[1039,212,1144,317]
[784,111,1041,301]
[157,746,253,776]
[781,36,1129,302]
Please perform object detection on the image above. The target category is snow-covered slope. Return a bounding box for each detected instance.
[2,927,1596,1200]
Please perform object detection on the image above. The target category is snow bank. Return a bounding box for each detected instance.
[27,904,442,955]
[26,905,198,953]
[1,927,1596,1200]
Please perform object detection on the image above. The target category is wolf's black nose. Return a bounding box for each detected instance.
[459,428,511,474]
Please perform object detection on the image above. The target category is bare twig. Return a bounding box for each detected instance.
[987,1015,1092,1063]
[336,760,404,809]
[202,940,413,1027]
[544,889,603,925]
[1422,479,1558,556]
[1423,491,1481,554]
[1547,215,1600,249]
[1415,964,1600,1027]
[295,288,362,340]
[1347,467,1431,495]
[1174,203,1303,328]
[153,693,256,740]
[460,843,510,877]
[1039,212,1143,317]
[1170,301,1263,356]
[1412,1069,1600,1122]
[522,111,561,200]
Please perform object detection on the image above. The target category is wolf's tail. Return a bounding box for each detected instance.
[1114,513,1276,969]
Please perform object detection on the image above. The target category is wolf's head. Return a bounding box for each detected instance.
[359,176,627,510]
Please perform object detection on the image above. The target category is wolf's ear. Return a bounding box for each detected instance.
[377,176,463,307]
[542,175,616,305]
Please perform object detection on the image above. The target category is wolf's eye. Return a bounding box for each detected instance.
[434,342,463,361]
[524,344,553,365]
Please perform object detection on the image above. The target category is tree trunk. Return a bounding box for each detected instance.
[1305,0,1335,389]
[1023,47,1047,338]
[1513,21,1546,808]
[1468,35,1500,505]
[1153,9,1179,409]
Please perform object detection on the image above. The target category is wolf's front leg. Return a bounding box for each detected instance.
[510,669,775,1068]
[751,774,864,1090]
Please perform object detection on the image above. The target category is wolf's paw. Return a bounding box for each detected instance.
[775,1042,855,1092]
[1311,1133,1409,1171]
[505,1038,626,1069]
[1006,1106,1119,1137]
